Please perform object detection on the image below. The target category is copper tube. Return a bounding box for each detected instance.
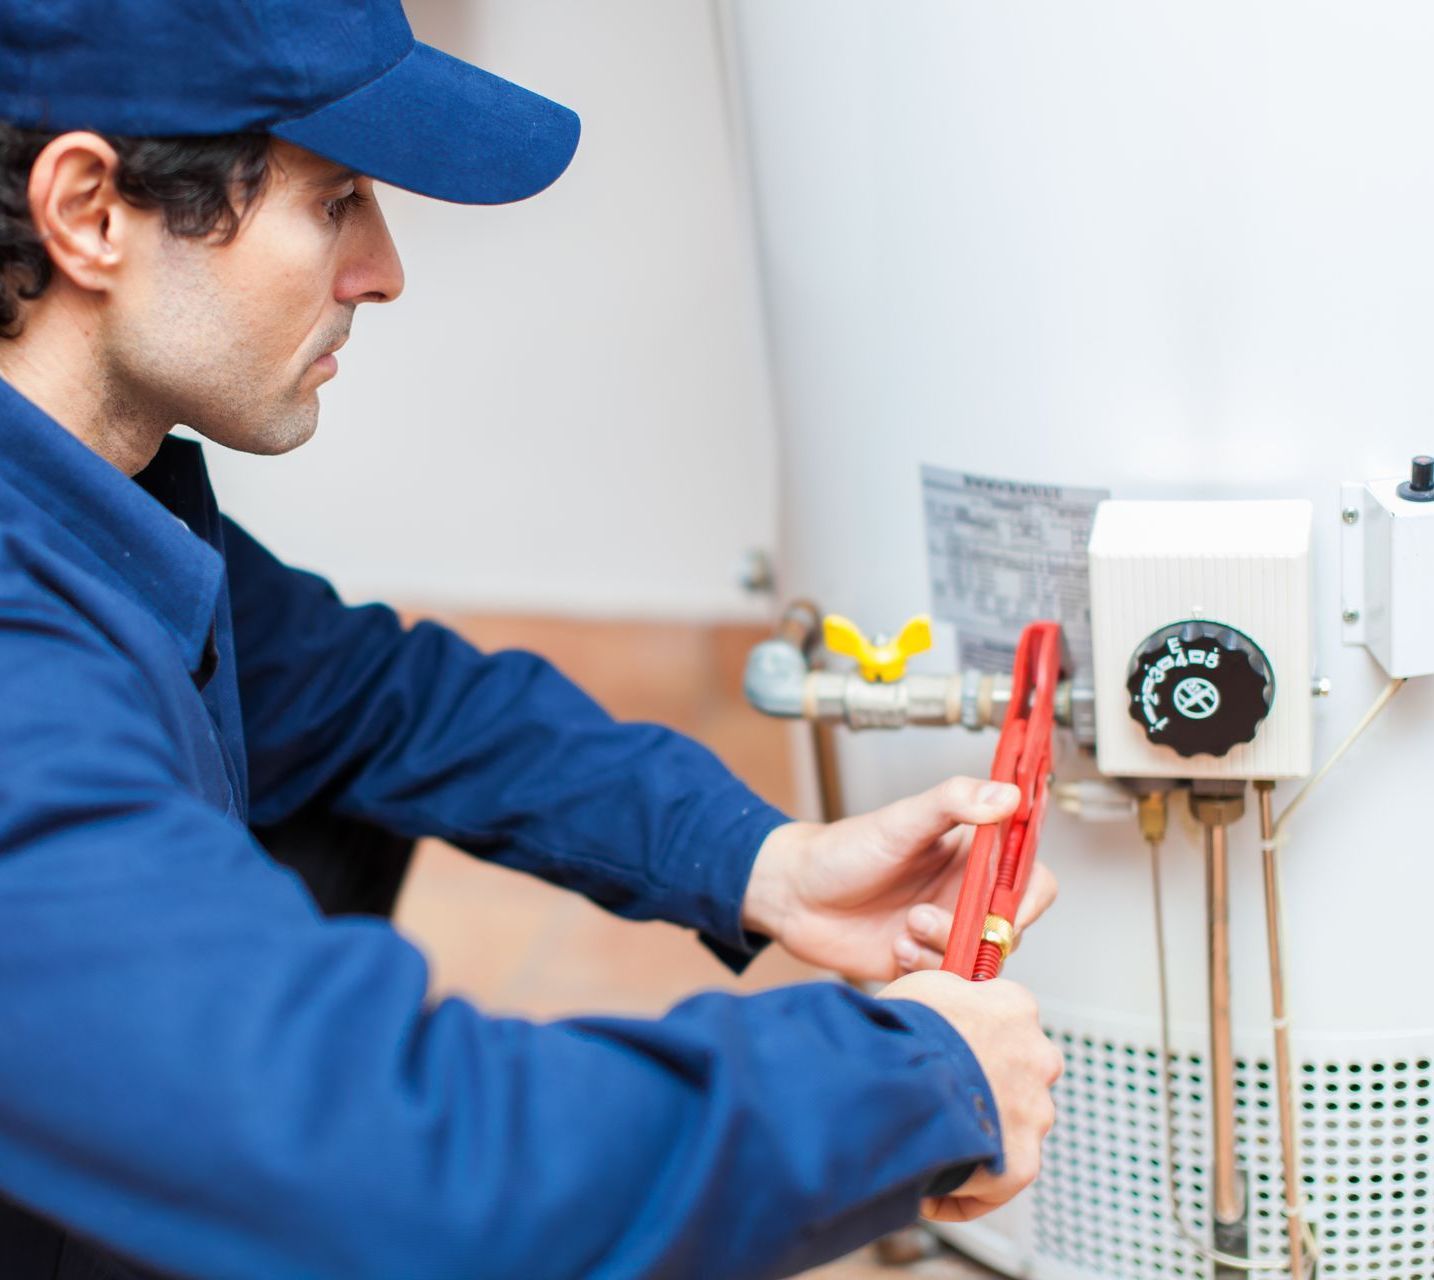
[775,600,846,822]
[810,721,845,823]
[1256,781,1307,1278]
[1150,805,1286,1274]
[1205,819,1243,1228]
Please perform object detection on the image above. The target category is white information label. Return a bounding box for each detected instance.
[921,465,1107,677]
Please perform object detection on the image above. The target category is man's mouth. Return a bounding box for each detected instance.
[309,332,349,379]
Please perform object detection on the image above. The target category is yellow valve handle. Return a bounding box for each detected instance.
[822,613,933,683]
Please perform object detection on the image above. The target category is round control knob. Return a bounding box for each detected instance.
[1397,454,1434,503]
[1126,621,1274,758]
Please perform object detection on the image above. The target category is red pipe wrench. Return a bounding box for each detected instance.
[941,621,1065,981]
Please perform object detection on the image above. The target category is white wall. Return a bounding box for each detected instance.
[203,0,778,618]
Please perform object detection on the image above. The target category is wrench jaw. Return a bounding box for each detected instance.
[942,621,1066,982]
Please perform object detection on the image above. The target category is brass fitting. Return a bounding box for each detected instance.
[981,914,1015,959]
[1137,791,1169,845]
[1190,783,1247,829]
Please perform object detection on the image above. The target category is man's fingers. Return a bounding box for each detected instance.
[948,1167,1005,1202]
[919,1194,994,1223]
[930,1149,1043,1220]
[907,903,951,946]
[902,861,1055,954]
[900,850,1053,975]
[898,905,954,971]
[918,1171,1022,1222]
[893,933,946,972]
[1013,862,1058,932]
[934,824,974,862]
[875,776,1020,848]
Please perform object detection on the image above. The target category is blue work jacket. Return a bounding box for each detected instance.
[0,377,1000,1280]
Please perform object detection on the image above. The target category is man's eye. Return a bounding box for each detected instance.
[323,191,371,225]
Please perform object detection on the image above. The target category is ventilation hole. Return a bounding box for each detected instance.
[1032,1026,1434,1278]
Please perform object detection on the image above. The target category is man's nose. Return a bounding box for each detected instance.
[336,199,405,305]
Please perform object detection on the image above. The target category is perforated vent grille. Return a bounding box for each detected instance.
[1033,1028,1434,1278]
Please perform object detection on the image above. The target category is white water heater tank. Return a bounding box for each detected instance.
[722,5,1434,1278]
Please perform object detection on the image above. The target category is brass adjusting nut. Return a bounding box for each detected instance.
[980,914,1015,959]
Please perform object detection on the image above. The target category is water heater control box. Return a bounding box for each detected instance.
[1341,462,1434,678]
[1087,500,1314,780]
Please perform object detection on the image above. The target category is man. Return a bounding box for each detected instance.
[0,3,1063,1278]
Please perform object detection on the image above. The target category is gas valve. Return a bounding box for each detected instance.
[822,613,932,683]
[744,602,1087,741]
[1125,620,1274,758]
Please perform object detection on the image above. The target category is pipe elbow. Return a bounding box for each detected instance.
[743,639,808,717]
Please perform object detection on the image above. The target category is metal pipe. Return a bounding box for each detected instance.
[1256,780,1308,1279]
[1205,818,1243,1228]
[743,603,1092,741]
[774,599,822,654]
[782,665,1083,734]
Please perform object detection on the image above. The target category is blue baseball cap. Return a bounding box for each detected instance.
[0,1,581,205]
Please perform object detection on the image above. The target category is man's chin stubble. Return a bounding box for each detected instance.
[189,394,320,456]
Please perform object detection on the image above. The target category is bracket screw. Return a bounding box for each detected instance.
[1342,507,1360,525]
[1342,608,1360,624]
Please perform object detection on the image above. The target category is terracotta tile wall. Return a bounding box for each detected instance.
[392,612,817,1015]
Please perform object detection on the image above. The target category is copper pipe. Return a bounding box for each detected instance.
[774,600,845,822]
[1256,780,1307,1278]
[810,721,845,823]
[1149,794,1287,1274]
[1205,818,1243,1228]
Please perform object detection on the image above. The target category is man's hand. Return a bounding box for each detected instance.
[879,970,1063,1221]
[740,777,1058,983]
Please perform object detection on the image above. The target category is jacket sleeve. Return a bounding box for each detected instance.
[0,598,1002,1280]
[224,517,787,959]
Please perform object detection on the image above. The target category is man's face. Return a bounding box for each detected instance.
[103,140,404,455]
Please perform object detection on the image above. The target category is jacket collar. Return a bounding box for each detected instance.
[0,376,224,672]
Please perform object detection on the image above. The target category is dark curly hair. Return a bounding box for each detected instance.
[0,124,272,337]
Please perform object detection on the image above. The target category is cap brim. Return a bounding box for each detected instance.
[272,42,580,205]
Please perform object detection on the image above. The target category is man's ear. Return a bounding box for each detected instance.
[27,132,142,295]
